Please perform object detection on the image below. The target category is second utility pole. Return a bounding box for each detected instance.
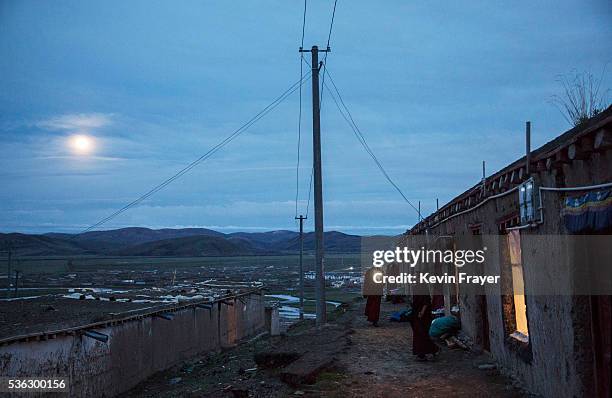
[300,45,329,325]
[295,214,306,320]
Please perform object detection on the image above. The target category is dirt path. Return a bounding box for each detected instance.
[122,300,526,397]
[314,301,525,398]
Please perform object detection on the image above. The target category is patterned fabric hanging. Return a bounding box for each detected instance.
[561,189,612,233]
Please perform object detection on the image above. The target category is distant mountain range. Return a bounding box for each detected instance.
[0,227,365,256]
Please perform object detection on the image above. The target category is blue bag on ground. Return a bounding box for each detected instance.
[429,315,460,337]
[389,308,413,322]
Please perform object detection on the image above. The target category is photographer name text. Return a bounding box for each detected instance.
[372,272,500,286]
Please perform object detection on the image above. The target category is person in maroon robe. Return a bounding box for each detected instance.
[431,294,445,311]
[363,267,383,326]
[411,291,440,360]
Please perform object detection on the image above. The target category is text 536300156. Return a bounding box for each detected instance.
[1,377,69,393]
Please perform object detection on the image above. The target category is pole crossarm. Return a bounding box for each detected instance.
[299,46,330,53]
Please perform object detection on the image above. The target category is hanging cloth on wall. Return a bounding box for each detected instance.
[561,189,612,233]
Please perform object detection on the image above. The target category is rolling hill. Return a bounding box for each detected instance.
[113,235,261,257]
[0,233,93,256]
[281,231,362,253]
[0,227,364,256]
[227,230,299,251]
[46,227,223,248]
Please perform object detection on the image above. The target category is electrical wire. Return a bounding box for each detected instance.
[319,0,338,108]
[295,0,308,218]
[296,1,339,220]
[325,0,338,49]
[305,166,314,218]
[81,72,312,234]
[322,67,423,221]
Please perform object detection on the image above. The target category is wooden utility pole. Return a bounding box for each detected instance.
[482,160,486,194]
[295,215,307,320]
[300,45,329,325]
[13,270,20,297]
[6,244,12,299]
[526,121,531,176]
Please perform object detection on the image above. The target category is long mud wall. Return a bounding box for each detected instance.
[0,291,265,397]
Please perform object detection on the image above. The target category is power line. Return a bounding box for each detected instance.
[82,72,312,234]
[322,67,423,221]
[305,166,314,218]
[300,0,307,47]
[325,0,338,50]
[319,0,338,108]
[295,0,308,218]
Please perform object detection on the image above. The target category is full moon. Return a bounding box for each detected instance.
[69,135,94,155]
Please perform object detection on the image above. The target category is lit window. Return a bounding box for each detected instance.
[508,230,529,341]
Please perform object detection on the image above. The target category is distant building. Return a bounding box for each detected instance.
[403,106,612,397]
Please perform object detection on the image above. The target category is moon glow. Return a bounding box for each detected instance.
[69,135,94,155]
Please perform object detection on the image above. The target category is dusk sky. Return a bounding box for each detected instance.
[1,1,611,235]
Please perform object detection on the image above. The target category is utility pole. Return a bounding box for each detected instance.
[295,215,307,320]
[526,121,531,176]
[13,270,20,297]
[482,160,486,194]
[300,45,329,325]
[6,244,12,299]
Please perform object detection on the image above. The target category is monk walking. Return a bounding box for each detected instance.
[363,266,383,326]
[411,288,439,360]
